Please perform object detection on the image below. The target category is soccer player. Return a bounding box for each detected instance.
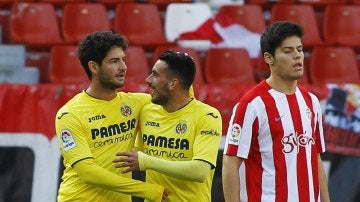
[55,31,168,202]
[222,21,330,202]
[113,50,222,201]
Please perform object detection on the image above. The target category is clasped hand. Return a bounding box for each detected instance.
[113,151,140,173]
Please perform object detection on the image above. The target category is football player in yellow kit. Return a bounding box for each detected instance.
[113,50,222,201]
[55,31,169,202]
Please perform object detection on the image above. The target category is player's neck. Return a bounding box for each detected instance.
[85,85,117,101]
[266,77,297,94]
[163,96,193,113]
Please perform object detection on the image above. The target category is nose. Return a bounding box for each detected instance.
[294,50,303,59]
[145,74,152,84]
[120,60,127,70]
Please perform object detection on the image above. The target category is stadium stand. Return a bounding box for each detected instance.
[124,46,150,84]
[0,44,26,68]
[39,0,86,5]
[297,0,351,8]
[270,4,324,49]
[215,4,266,34]
[0,66,39,84]
[164,2,213,51]
[322,5,360,49]
[61,3,110,44]
[49,45,88,84]
[9,2,63,48]
[309,46,360,85]
[114,3,170,50]
[204,47,256,85]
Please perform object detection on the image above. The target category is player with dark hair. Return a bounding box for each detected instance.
[113,50,222,201]
[55,31,168,202]
[222,21,330,202]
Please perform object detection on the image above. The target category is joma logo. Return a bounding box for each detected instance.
[145,121,159,127]
[88,114,106,123]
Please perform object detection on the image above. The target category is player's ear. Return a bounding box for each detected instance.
[168,78,178,90]
[264,52,274,66]
[88,61,99,74]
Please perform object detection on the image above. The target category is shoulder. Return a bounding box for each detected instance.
[193,99,222,118]
[118,92,151,105]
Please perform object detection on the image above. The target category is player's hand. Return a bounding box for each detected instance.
[161,188,170,202]
[113,151,140,173]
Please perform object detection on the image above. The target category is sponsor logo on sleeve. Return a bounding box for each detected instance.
[60,129,76,151]
[229,123,241,145]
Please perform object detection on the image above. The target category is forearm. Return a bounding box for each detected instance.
[222,155,242,202]
[318,155,330,202]
[73,158,164,202]
[138,151,211,182]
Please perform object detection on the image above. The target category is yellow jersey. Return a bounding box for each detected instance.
[136,99,222,202]
[55,91,150,201]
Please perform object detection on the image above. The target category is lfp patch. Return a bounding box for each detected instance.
[229,123,241,145]
[60,129,76,151]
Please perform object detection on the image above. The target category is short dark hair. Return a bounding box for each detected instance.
[158,50,196,90]
[260,21,304,56]
[78,31,129,80]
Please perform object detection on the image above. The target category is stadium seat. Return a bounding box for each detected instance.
[204,48,256,85]
[9,2,63,48]
[124,46,149,84]
[0,44,26,68]
[0,66,39,84]
[97,0,134,7]
[246,0,296,9]
[195,0,244,10]
[164,3,212,51]
[114,3,169,50]
[270,4,323,49]
[309,46,360,85]
[148,0,193,10]
[322,5,360,48]
[297,0,350,8]
[49,45,88,84]
[39,0,86,5]
[62,3,110,44]
[152,46,205,86]
[216,4,266,34]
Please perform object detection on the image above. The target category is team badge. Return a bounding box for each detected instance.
[228,123,241,145]
[175,121,187,135]
[60,129,76,151]
[120,105,132,117]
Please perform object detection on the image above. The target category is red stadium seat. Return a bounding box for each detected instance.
[49,45,88,84]
[216,4,266,34]
[97,0,134,6]
[309,46,360,85]
[62,3,110,44]
[322,5,360,48]
[124,46,149,84]
[10,2,63,48]
[204,48,256,85]
[152,46,205,86]
[246,0,296,9]
[114,3,170,50]
[270,4,323,49]
[39,0,86,5]
[298,0,350,8]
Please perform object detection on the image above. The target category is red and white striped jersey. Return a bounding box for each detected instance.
[223,81,326,202]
